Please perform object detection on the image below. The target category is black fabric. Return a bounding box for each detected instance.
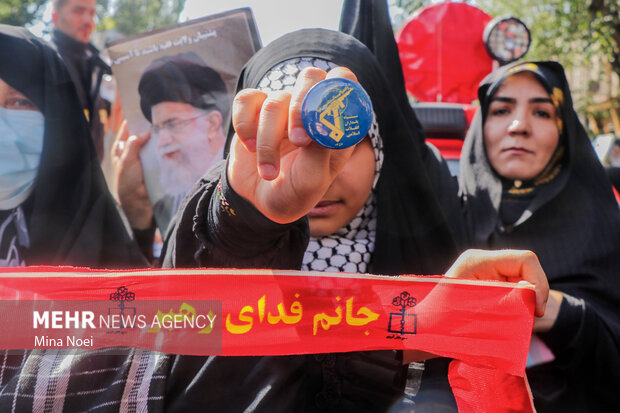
[0,25,145,269]
[133,220,157,263]
[0,208,28,266]
[50,28,111,162]
[161,160,308,271]
[606,166,620,194]
[339,0,426,146]
[460,60,620,412]
[338,0,464,259]
[138,52,229,122]
[338,8,472,391]
[0,348,168,412]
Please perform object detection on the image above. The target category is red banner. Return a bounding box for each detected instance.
[0,267,536,412]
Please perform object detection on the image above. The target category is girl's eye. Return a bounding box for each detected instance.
[534,110,552,119]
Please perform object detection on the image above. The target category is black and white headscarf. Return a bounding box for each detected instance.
[256,57,384,273]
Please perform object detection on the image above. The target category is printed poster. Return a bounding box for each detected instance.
[108,8,261,234]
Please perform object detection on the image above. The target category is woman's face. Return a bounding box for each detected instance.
[0,77,39,111]
[308,137,375,237]
[483,72,560,181]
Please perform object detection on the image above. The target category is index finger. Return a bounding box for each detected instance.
[287,67,327,146]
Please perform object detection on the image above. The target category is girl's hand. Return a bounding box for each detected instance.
[227,66,360,224]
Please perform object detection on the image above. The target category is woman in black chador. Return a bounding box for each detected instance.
[459,61,620,412]
[0,24,145,268]
[0,25,153,413]
[161,28,470,411]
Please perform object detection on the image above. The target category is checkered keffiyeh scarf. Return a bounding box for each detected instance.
[302,118,382,274]
[256,57,384,274]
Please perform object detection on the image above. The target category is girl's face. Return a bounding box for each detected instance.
[483,72,560,181]
[308,137,375,237]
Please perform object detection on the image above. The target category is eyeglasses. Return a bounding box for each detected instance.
[151,113,207,137]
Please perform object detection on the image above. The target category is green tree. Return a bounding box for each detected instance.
[0,0,47,26]
[476,0,619,80]
[391,0,427,16]
[475,0,619,124]
[99,0,185,36]
[389,0,428,29]
[390,0,619,79]
[390,0,619,125]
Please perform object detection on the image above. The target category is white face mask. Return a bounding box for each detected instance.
[0,107,44,210]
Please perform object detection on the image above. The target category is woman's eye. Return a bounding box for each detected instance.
[490,107,509,116]
[6,97,38,111]
[534,110,551,118]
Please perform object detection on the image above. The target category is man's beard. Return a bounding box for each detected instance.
[159,156,203,196]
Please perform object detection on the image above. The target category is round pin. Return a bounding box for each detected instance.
[301,78,373,149]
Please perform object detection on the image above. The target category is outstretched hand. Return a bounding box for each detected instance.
[445,249,550,318]
[228,66,360,224]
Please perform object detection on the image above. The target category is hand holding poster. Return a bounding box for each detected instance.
[107,9,261,234]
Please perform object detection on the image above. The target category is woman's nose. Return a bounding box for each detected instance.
[507,112,529,135]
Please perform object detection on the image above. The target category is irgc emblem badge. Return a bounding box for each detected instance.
[301,78,373,149]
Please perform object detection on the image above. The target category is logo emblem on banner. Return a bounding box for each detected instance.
[388,291,417,339]
[109,286,136,331]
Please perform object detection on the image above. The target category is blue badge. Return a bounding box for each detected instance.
[301,78,373,149]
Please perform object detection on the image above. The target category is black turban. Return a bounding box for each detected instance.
[138,52,228,122]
